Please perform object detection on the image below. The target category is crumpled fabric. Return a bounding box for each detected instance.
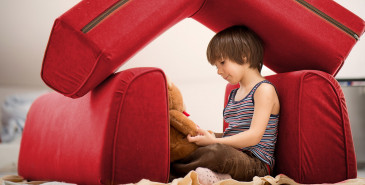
[131,171,365,185]
[1,91,47,143]
[1,172,365,185]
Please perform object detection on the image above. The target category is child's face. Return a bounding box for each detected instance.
[214,58,248,85]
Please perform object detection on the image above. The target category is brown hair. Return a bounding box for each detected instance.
[207,25,264,72]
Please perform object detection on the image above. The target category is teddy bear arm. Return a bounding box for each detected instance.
[170,126,199,162]
[170,110,198,136]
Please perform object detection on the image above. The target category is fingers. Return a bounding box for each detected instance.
[187,134,197,143]
[188,133,204,143]
[197,128,208,135]
[188,129,215,146]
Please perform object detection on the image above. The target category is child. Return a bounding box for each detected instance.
[170,25,280,184]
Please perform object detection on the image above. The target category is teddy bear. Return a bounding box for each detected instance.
[167,78,200,162]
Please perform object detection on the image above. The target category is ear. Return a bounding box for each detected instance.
[167,80,184,112]
[242,56,247,63]
[166,75,173,88]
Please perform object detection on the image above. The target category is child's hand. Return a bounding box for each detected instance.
[187,128,217,146]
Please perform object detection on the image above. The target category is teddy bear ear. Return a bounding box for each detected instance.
[166,75,173,88]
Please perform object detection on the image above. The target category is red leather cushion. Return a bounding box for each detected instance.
[41,0,365,98]
[19,67,170,184]
[224,70,356,184]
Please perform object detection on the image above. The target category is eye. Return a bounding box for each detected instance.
[214,61,225,68]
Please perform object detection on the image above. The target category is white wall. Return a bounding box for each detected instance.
[0,0,364,132]
[335,0,365,79]
[0,0,81,87]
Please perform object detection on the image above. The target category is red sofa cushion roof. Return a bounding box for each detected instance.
[41,0,365,98]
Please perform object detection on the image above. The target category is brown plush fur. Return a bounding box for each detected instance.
[168,81,199,162]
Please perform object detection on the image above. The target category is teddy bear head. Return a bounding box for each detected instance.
[167,78,184,112]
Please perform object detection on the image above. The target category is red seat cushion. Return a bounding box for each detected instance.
[19,67,170,184]
[224,70,356,184]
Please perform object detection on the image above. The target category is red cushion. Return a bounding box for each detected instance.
[41,0,205,98]
[224,70,356,184]
[193,0,365,76]
[41,0,365,98]
[18,67,170,184]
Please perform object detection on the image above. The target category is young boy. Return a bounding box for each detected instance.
[170,25,280,184]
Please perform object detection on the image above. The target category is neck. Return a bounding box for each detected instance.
[239,68,264,89]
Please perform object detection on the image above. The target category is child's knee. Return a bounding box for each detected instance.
[204,143,228,158]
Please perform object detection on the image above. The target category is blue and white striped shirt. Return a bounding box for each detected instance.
[223,80,279,168]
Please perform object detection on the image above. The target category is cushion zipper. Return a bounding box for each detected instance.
[80,0,360,41]
[296,0,359,41]
[81,0,129,33]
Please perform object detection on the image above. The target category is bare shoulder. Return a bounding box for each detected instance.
[255,82,278,98]
[255,82,280,114]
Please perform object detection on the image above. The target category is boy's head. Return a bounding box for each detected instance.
[207,25,264,72]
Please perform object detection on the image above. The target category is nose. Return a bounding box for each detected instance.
[217,66,223,75]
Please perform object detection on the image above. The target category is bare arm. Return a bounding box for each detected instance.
[188,83,278,149]
[214,133,224,138]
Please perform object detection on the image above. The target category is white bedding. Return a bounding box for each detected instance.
[2,171,365,185]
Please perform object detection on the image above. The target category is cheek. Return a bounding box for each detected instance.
[227,66,238,75]
[223,65,232,73]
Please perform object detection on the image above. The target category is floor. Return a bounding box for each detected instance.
[0,139,20,177]
[0,141,365,181]
[359,170,365,179]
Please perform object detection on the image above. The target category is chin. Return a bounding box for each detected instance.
[228,81,238,85]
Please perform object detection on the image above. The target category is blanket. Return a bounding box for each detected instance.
[1,91,47,143]
[130,171,365,185]
[1,172,365,185]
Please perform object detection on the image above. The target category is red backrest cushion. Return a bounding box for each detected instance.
[223,70,356,184]
[193,0,365,76]
[41,0,205,98]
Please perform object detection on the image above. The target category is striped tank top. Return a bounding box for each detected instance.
[223,80,279,168]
